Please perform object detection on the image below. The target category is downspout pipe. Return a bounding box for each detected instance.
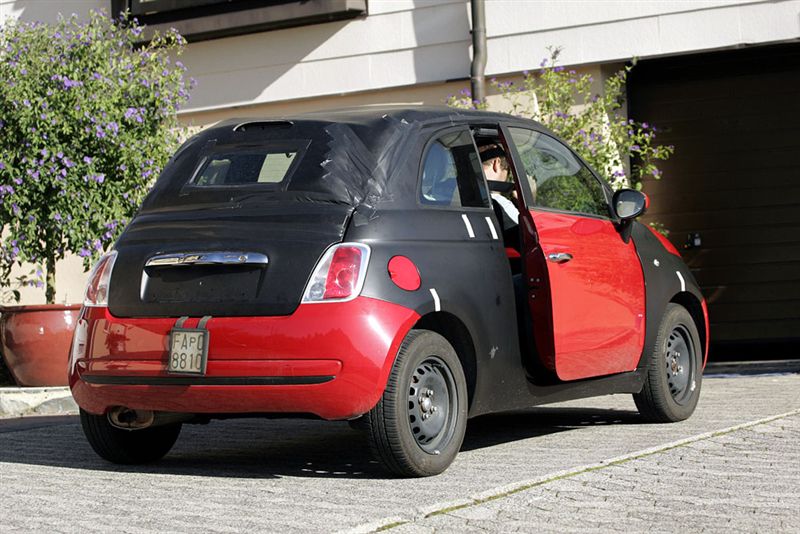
[470,0,487,106]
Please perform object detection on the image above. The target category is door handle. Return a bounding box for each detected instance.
[547,252,573,264]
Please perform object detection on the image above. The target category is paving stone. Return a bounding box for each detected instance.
[0,374,797,532]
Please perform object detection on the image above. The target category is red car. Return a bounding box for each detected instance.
[70,108,708,477]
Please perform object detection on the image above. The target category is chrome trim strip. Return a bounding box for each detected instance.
[145,252,269,268]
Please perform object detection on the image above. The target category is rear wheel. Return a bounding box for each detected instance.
[634,303,703,422]
[365,329,467,477]
[80,409,182,464]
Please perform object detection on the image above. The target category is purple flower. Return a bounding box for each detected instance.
[83,156,93,164]
[0,162,4,170]
[631,144,641,151]
[53,213,62,221]
[642,122,649,129]
[12,203,20,215]
[95,128,106,139]
[78,248,91,258]
[92,174,105,183]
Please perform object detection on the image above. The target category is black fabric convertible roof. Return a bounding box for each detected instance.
[143,106,531,211]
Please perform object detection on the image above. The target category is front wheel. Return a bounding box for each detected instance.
[365,329,468,477]
[80,409,182,464]
[634,303,703,422]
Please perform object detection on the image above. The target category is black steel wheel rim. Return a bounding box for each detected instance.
[665,324,695,405]
[407,356,458,454]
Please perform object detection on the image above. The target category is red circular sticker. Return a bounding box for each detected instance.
[388,256,421,291]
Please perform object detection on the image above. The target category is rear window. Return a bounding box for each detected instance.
[189,142,306,188]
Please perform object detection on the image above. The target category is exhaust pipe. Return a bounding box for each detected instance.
[108,407,193,430]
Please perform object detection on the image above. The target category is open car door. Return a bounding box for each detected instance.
[502,125,646,381]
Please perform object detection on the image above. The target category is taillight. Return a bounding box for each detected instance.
[302,243,370,303]
[83,251,118,307]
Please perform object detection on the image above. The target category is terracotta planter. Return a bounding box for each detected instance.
[0,304,81,387]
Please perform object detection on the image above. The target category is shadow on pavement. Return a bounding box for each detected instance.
[0,406,640,480]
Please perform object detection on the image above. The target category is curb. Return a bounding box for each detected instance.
[0,387,78,418]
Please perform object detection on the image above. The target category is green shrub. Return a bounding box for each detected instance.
[0,11,192,302]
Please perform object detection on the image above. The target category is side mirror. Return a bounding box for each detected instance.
[613,189,649,220]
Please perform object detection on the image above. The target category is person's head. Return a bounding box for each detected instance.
[479,143,510,182]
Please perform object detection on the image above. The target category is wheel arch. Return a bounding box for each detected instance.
[670,291,708,367]
[413,311,477,411]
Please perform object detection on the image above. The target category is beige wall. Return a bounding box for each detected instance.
[177,0,800,116]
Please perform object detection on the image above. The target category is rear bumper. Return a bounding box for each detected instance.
[69,297,419,420]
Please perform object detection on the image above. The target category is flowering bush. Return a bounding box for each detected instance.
[0,11,193,302]
[448,48,673,191]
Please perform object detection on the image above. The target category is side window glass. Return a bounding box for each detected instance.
[420,130,489,208]
[508,127,608,217]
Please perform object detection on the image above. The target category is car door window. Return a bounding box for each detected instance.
[420,130,490,208]
[508,127,608,217]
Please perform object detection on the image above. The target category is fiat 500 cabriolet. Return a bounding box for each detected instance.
[70,107,708,477]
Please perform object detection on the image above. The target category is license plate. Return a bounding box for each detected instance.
[168,328,209,375]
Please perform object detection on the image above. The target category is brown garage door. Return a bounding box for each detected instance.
[629,44,800,349]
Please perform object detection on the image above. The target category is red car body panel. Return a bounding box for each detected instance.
[70,296,419,420]
[528,209,646,381]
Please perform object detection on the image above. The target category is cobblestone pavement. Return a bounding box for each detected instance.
[392,414,800,533]
[0,373,798,533]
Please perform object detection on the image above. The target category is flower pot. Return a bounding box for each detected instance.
[0,304,81,387]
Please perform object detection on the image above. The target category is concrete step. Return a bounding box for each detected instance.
[0,387,78,418]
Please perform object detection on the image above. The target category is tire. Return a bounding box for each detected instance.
[365,329,468,477]
[80,409,182,464]
[634,303,703,422]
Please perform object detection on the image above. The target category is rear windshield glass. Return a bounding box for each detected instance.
[190,145,303,187]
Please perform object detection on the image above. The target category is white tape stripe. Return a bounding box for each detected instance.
[676,271,686,292]
[461,214,475,238]
[485,217,498,240]
[430,288,441,312]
